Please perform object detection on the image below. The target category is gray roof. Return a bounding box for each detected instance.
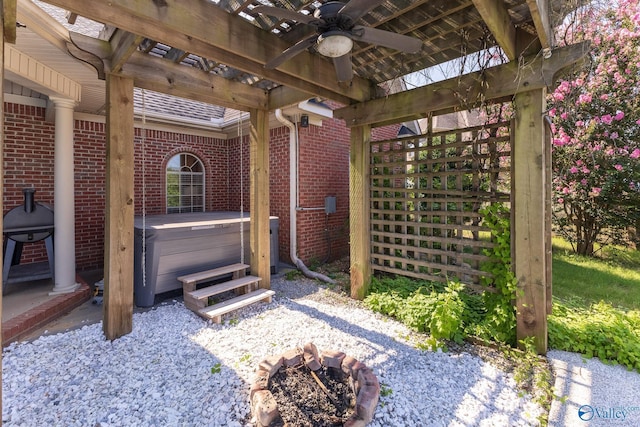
[33,1,230,125]
[34,0,104,37]
[133,89,226,122]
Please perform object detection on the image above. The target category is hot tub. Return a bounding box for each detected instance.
[133,212,279,307]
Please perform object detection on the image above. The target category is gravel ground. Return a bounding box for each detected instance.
[547,350,640,426]
[3,276,545,426]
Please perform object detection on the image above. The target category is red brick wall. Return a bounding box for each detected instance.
[3,102,229,272]
[74,119,106,269]
[3,103,55,266]
[3,100,400,274]
[227,117,353,266]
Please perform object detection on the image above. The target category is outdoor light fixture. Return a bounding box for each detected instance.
[316,32,353,57]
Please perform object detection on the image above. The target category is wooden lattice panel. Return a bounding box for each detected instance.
[370,121,511,289]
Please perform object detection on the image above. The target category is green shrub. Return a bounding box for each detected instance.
[365,277,482,346]
[548,299,640,371]
[476,203,517,345]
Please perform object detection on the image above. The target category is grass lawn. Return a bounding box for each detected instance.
[552,237,640,310]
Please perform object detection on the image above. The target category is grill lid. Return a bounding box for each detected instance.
[3,188,54,243]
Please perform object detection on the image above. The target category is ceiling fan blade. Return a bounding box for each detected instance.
[253,6,318,25]
[264,35,319,69]
[333,54,353,82]
[339,0,386,22]
[351,26,423,53]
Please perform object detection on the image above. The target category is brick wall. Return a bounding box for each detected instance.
[3,100,400,274]
[227,116,354,266]
[3,103,55,267]
[3,102,229,272]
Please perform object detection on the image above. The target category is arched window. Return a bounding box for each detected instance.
[166,153,205,213]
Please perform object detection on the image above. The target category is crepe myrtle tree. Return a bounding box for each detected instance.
[549,0,640,255]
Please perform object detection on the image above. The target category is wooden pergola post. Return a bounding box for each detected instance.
[513,88,548,354]
[103,74,135,340]
[1,3,5,414]
[349,124,372,299]
[249,108,271,288]
[1,0,16,411]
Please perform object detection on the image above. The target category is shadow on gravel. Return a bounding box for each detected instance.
[282,298,538,426]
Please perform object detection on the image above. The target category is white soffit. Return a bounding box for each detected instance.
[4,44,81,102]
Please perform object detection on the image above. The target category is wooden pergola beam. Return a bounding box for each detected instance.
[121,52,269,111]
[268,85,321,111]
[42,0,374,103]
[103,74,135,340]
[109,29,144,74]
[68,32,269,110]
[335,42,588,128]
[472,0,517,60]
[526,0,553,52]
[3,0,17,43]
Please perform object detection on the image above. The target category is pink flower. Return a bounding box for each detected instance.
[611,132,619,139]
[601,114,613,125]
[570,166,579,173]
[582,166,590,174]
[600,94,609,101]
[591,187,602,196]
[636,119,640,125]
[557,198,564,204]
[578,93,593,104]
[631,149,640,159]
[614,164,624,171]
[614,111,625,121]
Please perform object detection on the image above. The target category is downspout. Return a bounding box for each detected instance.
[275,109,336,285]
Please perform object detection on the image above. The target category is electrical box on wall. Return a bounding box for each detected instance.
[325,196,336,214]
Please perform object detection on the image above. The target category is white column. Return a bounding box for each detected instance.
[49,97,80,294]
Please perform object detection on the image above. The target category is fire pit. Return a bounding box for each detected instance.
[250,343,380,427]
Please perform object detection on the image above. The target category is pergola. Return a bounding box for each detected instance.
[1,0,587,382]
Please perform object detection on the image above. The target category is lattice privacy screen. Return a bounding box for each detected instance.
[370,120,512,289]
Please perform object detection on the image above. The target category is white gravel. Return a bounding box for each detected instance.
[548,350,640,426]
[3,277,545,426]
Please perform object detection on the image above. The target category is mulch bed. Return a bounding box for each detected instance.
[269,364,356,426]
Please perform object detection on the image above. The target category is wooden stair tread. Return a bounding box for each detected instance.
[177,263,249,285]
[186,275,260,300]
[198,289,275,320]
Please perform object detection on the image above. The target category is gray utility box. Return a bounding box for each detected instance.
[134,212,279,307]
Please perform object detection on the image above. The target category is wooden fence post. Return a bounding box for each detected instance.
[350,125,372,299]
[103,74,135,340]
[249,108,271,288]
[513,88,548,354]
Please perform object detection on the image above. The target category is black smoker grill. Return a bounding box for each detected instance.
[3,188,55,287]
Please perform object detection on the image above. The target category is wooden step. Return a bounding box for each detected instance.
[197,289,275,323]
[186,275,261,301]
[177,263,249,286]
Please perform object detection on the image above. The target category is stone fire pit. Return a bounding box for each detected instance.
[250,342,380,426]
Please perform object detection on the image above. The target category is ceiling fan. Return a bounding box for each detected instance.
[253,0,423,82]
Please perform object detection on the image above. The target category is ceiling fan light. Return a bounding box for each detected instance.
[317,33,353,58]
